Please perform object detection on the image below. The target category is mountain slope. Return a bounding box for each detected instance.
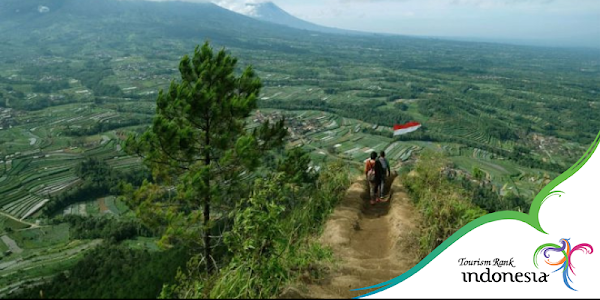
[0,0,343,60]
[0,0,284,38]
[237,1,366,35]
[283,176,420,298]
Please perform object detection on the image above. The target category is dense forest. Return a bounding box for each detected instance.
[11,245,189,299]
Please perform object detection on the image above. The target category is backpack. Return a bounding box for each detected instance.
[367,160,376,182]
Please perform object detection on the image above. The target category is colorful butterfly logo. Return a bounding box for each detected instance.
[534,238,593,291]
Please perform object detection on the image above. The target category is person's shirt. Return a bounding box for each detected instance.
[379,157,390,175]
[374,159,384,180]
[365,159,376,175]
[379,157,388,170]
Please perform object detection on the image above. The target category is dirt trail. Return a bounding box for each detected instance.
[283,175,421,299]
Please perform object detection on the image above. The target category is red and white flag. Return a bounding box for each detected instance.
[393,122,421,136]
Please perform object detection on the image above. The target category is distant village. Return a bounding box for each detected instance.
[253,110,335,147]
[0,108,14,130]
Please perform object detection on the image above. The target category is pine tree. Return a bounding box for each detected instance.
[126,42,286,273]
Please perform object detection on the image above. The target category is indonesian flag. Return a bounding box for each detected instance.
[393,122,422,136]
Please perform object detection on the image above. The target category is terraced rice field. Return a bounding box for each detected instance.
[0,156,83,220]
[0,239,103,297]
[0,104,133,221]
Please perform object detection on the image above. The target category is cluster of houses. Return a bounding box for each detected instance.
[0,108,14,130]
[253,110,334,146]
[115,62,174,84]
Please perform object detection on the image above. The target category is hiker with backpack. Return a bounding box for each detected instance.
[365,151,384,205]
[378,151,391,201]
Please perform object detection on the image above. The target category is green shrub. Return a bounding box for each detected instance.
[162,161,351,299]
[403,152,486,258]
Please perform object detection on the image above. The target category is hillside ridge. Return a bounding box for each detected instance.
[283,174,421,298]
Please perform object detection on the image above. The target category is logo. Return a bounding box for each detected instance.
[534,238,594,291]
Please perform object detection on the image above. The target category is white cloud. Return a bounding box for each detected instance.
[212,0,267,16]
[38,5,50,13]
[136,0,269,17]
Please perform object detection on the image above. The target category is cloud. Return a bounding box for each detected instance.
[448,0,555,7]
[38,5,50,13]
[338,0,555,3]
[139,0,211,2]
[212,0,267,16]
[137,0,270,16]
[336,0,558,7]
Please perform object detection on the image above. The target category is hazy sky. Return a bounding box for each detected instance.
[276,0,600,48]
[165,0,600,48]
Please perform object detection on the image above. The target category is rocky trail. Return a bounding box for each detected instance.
[283,174,421,299]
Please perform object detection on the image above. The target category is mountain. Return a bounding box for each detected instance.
[0,0,291,40]
[0,0,357,60]
[232,1,366,35]
[0,0,418,67]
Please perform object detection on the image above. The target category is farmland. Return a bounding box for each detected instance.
[1,29,596,296]
[256,109,560,200]
[0,104,142,221]
[0,102,143,296]
[0,0,598,297]
[259,109,423,168]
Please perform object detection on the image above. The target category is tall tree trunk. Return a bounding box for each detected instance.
[204,127,213,274]
[204,191,211,273]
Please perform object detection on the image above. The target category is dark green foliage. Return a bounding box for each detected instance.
[8,96,51,111]
[54,215,154,242]
[11,244,189,299]
[63,117,149,136]
[74,158,112,181]
[163,162,351,299]
[43,158,151,216]
[125,42,287,273]
[394,102,409,111]
[457,178,531,213]
[43,182,107,216]
[32,80,70,94]
[277,147,317,185]
[74,60,125,97]
[18,59,125,101]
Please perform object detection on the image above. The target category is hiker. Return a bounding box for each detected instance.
[365,151,383,205]
[378,151,391,201]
